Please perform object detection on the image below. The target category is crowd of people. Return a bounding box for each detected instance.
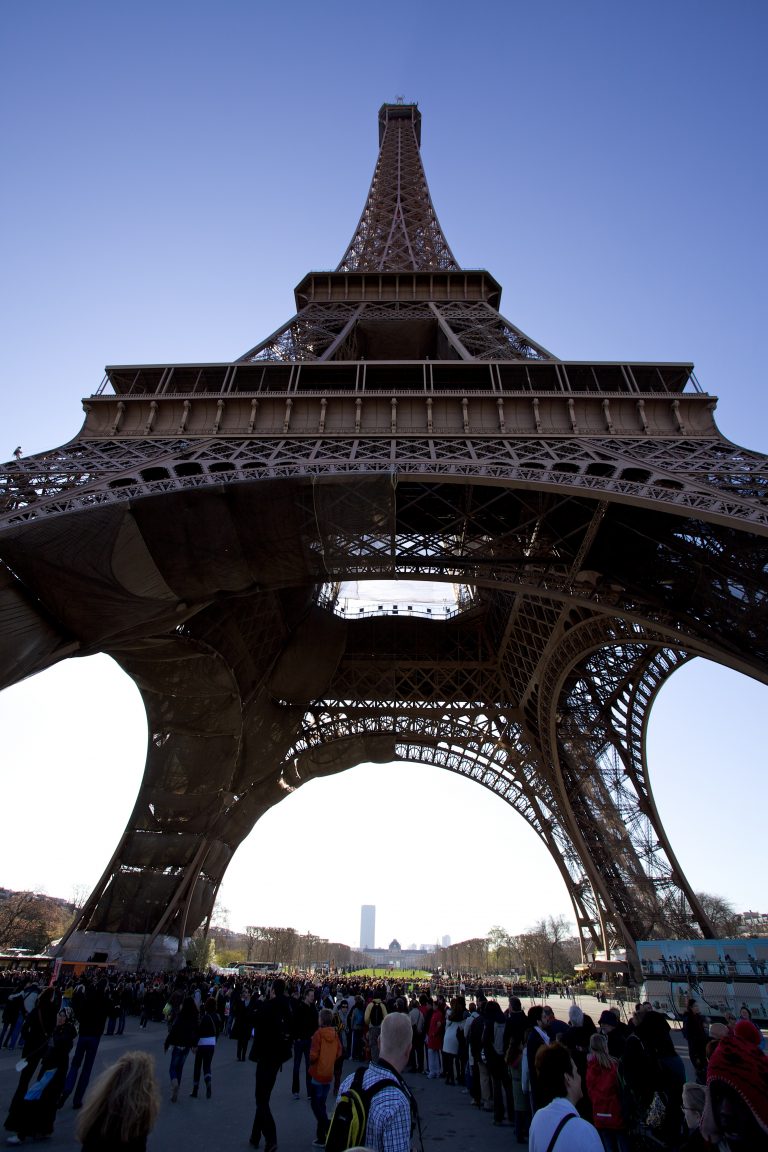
[1,967,767,1151]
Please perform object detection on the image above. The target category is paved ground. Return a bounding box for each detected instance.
[0,992,689,1152]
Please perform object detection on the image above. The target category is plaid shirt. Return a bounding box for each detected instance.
[337,1062,413,1152]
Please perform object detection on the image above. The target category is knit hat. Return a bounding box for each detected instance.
[706,1031,768,1135]
[733,1018,762,1046]
[708,1021,728,1040]
[598,1009,619,1027]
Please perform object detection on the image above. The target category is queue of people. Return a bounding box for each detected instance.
[2,967,767,1151]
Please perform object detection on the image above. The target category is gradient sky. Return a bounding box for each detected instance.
[0,1,765,952]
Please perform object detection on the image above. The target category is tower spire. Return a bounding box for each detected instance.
[238,102,552,363]
[336,103,459,273]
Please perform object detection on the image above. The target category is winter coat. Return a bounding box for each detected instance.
[309,1026,342,1084]
[586,1058,624,1131]
[426,1008,444,1051]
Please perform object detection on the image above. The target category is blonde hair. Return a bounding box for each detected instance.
[76,1051,160,1146]
[588,1031,616,1069]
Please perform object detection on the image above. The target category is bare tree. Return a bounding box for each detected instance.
[530,915,573,981]
[0,890,70,953]
[696,892,741,937]
[70,884,89,913]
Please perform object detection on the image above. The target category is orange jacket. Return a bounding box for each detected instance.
[309,1025,342,1084]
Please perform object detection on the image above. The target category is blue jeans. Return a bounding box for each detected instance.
[6,1016,24,1049]
[169,1045,190,1084]
[63,1034,101,1107]
[310,1079,331,1141]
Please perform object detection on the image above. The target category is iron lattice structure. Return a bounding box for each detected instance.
[2,102,767,966]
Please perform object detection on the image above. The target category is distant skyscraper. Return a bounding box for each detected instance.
[360,905,375,950]
[442,935,451,947]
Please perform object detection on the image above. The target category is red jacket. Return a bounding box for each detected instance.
[586,1058,624,1130]
[426,1008,444,1051]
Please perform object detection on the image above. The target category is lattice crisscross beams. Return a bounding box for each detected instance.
[7,100,768,965]
[6,434,768,536]
[534,615,718,948]
[431,302,550,362]
[337,105,458,273]
[239,304,362,363]
[285,701,605,955]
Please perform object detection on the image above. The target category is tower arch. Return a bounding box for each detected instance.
[2,102,767,967]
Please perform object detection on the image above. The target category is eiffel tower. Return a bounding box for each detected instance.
[2,102,767,969]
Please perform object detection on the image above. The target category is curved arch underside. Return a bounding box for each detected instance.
[2,464,767,962]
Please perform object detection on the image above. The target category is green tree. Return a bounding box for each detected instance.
[186,931,215,970]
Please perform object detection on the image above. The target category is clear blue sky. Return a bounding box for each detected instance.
[0,1,765,950]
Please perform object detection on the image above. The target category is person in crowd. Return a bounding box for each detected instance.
[364,990,388,1064]
[163,996,199,1103]
[562,1001,595,1121]
[3,986,58,1143]
[104,984,120,1037]
[683,998,708,1084]
[525,1004,550,1114]
[4,1002,76,1145]
[75,1051,160,1152]
[506,1027,530,1145]
[332,1011,417,1152]
[480,999,510,1125]
[331,1000,347,1094]
[349,995,366,1061]
[680,1081,709,1150]
[308,1007,342,1147]
[59,979,110,1110]
[701,1025,768,1150]
[506,996,527,1050]
[407,997,425,1073]
[542,1005,568,1043]
[231,987,253,1062]
[291,986,318,1100]
[249,977,293,1152]
[627,1007,685,1148]
[529,1043,603,1151]
[585,1032,629,1152]
[464,1000,482,1104]
[1,984,37,1051]
[441,1000,462,1086]
[189,996,220,1099]
[598,1010,628,1060]
[425,996,444,1080]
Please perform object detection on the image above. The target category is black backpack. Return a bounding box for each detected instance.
[368,1002,385,1026]
[325,1067,405,1152]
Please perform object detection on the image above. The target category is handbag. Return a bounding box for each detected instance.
[646,1090,667,1129]
[24,1068,56,1101]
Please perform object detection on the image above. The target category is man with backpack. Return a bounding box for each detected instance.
[364,991,388,1063]
[326,1012,418,1152]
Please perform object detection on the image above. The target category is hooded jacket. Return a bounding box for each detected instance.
[309,1025,342,1084]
